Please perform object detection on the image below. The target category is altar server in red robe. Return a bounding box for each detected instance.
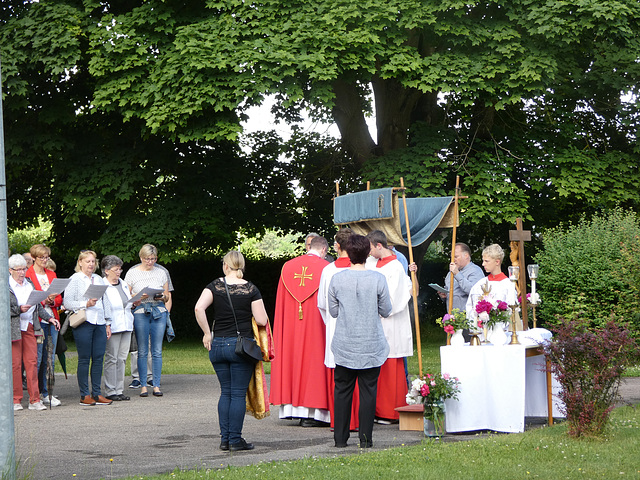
[270,236,332,426]
[318,228,360,431]
[365,230,413,423]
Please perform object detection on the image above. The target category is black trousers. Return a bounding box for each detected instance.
[334,364,381,447]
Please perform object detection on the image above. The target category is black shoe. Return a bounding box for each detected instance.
[300,418,329,427]
[335,443,348,448]
[152,389,163,397]
[118,394,131,401]
[220,441,229,451]
[139,390,149,397]
[229,439,254,451]
[359,441,373,448]
[105,394,122,401]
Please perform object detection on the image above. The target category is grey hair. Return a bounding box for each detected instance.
[9,254,27,269]
[101,255,123,274]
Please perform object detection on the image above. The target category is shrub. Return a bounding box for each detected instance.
[534,208,640,333]
[544,319,638,438]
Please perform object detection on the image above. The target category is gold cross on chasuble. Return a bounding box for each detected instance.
[293,266,313,287]
[280,254,326,321]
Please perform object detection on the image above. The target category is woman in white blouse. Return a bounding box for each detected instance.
[63,250,113,406]
[101,255,134,401]
[124,244,171,398]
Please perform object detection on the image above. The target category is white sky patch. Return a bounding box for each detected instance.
[241,94,377,141]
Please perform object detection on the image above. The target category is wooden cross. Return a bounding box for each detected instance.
[509,218,531,329]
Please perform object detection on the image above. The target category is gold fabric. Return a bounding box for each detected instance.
[245,319,274,419]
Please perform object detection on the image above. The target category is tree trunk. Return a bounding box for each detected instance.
[331,79,378,168]
[371,76,422,155]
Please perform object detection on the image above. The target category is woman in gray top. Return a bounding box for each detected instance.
[328,234,391,448]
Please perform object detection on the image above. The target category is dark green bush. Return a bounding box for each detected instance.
[535,208,640,333]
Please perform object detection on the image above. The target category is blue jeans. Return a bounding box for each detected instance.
[72,322,107,397]
[209,337,255,445]
[37,321,59,397]
[134,309,167,388]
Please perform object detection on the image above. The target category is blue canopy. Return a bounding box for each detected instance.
[334,188,455,247]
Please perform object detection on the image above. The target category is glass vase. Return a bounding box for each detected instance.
[423,400,446,437]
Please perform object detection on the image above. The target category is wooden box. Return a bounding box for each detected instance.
[395,404,424,431]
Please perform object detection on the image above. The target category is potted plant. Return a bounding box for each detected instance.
[436,308,469,346]
[406,373,461,436]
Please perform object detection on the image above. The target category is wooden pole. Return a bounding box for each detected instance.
[400,177,423,377]
[446,176,461,345]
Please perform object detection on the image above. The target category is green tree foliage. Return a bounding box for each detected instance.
[2,0,640,259]
[7,219,53,254]
[534,209,640,333]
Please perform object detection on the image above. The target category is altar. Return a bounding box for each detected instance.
[441,343,564,433]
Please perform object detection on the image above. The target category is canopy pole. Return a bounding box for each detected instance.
[446,176,461,345]
[335,181,340,197]
[400,178,422,377]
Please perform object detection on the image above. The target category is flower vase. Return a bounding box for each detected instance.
[423,401,446,437]
[488,323,508,346]
[450,329,465,347]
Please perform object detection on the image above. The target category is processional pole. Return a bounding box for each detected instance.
[400,178,423,377]
[446,176,461,345]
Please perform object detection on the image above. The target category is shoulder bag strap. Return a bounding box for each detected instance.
[223,278,241,336]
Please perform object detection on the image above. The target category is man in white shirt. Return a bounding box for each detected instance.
[365,230,412,423]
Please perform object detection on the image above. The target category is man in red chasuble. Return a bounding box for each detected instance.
[270,236,332,426]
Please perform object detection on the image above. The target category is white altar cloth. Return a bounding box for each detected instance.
[441,344,563,433]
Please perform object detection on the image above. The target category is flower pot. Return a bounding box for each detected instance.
[488,323,508,346]
[423,401,446,437]
[450,329,465,347]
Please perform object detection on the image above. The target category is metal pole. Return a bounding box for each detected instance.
[0,57,17,480]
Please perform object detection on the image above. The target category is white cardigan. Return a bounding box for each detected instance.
[104,278,134,333]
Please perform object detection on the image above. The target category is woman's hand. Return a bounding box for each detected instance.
[50,317,61,331]
[46,293,57,306]
[86,298,97,308]
[20,305,31,313]
[106,325,112,340]
[202,332,212,351]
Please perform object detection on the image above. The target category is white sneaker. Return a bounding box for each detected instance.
[28,401,47,411]
[42,395,61,407]
[14,403,23,411]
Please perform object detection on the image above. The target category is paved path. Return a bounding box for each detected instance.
[13,374,640,480]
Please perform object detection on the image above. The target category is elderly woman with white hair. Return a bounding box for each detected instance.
[101,255,134,401]
[124,244,171,398]
[9,254,50,411]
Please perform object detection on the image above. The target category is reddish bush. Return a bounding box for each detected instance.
[544,319,639,438]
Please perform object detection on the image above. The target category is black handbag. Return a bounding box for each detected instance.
[224,279,262,363]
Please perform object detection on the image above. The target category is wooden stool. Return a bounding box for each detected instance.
[395,404,424,431]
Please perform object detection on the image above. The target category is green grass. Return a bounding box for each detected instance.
[114,406,640,480]
[56,327,639,378]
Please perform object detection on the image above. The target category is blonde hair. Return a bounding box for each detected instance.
[45,258,57,271]
[75,250,97,272]
[223,250,245,279]
[482,244,504,262]
[30,244,51,259]
[139,244,158,259]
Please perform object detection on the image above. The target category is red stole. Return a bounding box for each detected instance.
[488,272,508,282]
[376,255,397,268]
